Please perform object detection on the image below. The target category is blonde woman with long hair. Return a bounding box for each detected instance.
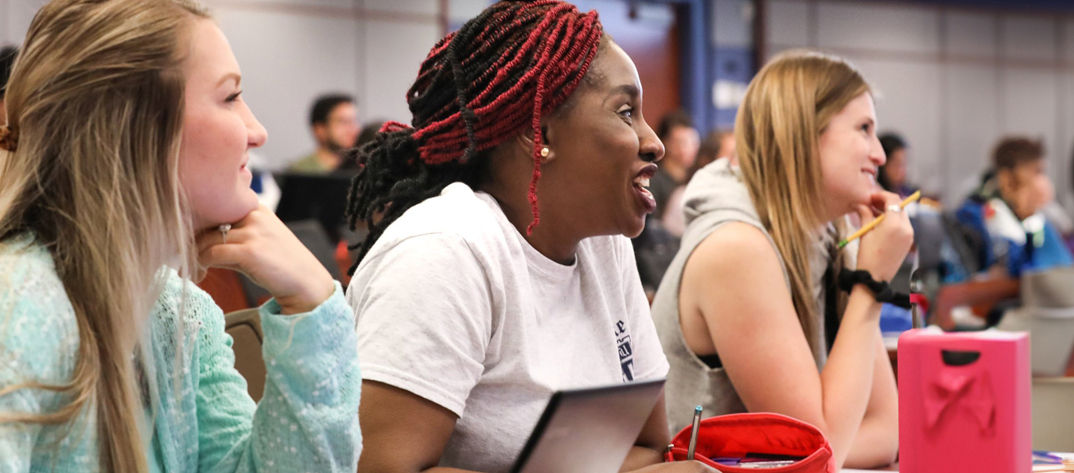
[651,51,912,470]
[0,0,361,471]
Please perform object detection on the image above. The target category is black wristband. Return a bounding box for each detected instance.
[837,269,911,309]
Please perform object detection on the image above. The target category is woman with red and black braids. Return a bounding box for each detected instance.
[345,2,710,472]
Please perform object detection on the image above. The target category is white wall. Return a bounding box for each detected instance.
[764,0,1074,212]
[0,0,490,170]
[0,0,48,47]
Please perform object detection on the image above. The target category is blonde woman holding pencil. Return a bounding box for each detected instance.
[651,50,913,471]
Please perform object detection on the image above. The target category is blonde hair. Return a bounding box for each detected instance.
[0,0,208,471]
[734,50,869,358]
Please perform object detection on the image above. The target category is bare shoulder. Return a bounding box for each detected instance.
[683,221,785,288]
[679,220,796,339]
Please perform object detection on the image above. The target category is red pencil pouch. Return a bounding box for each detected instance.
[663,412,835,473]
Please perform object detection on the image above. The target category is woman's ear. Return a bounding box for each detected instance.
[514,123,556,164]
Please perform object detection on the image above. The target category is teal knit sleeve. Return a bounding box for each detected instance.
[194,282,361,473]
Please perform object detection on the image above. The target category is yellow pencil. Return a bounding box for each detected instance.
[837,190,921,249]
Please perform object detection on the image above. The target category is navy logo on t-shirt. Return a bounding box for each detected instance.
[615,320,635,381]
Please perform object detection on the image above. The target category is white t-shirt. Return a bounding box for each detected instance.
[347,182,669,473]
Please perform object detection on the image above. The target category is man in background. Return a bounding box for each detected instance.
[649,110,699,220]
[661,129,736,238]
[289,93,360,173]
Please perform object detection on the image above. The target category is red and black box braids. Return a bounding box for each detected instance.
[344,0,603,272]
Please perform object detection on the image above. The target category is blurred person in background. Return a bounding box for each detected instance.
[877,133,918,199]
[693,129,736,174]
[663,129,736,237]
[650,110,699,220]
[956,137,1073,279]
[1063,148,1074,252]
[289,93,359,173]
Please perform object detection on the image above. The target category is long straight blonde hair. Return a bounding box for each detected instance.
[734,50,869,359]
[0,0,208,471]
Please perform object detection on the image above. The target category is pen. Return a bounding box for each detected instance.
[838,190,921,249]
[1034,450,1064,464]
[687,405,702,460]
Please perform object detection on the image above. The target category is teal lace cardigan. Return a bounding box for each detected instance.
[0,234,362,472]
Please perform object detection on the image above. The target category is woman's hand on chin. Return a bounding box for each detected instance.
[197,205,335,314]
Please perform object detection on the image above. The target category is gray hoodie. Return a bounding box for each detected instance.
[650,157,836,433]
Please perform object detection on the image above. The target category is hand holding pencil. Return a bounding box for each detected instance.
[839,191,920,249]
[849,190,916,282]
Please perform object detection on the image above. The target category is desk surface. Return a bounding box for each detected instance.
[841,452,1074,472]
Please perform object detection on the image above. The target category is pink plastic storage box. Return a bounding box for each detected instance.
[898,329,1030,473]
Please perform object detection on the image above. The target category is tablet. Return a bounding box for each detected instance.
[510,379,666,473]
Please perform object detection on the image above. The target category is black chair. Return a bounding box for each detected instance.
[274,173,352,243]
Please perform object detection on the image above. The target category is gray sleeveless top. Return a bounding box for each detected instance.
[651,158,851,433]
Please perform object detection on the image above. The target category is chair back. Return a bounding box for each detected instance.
[1032,377,1074,452]
[224,308,266,402]
[1022,266,1074,308]
[942,212,984,274]
[910,210,945,273]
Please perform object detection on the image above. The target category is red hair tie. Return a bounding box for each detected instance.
[379,121,413,133]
